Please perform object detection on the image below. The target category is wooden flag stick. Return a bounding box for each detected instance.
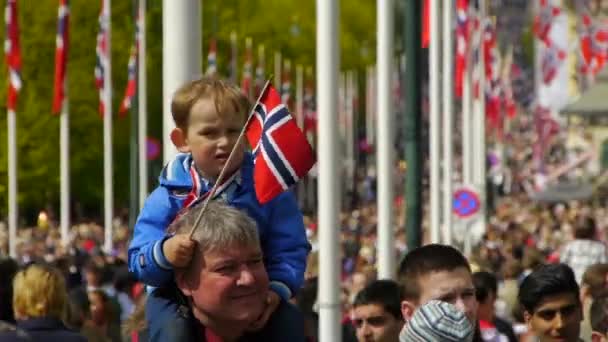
[188,78,272,238]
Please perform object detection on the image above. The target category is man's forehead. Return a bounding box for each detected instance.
[534,292,579,313]
[204,245,262,263]
[353,303,388,316]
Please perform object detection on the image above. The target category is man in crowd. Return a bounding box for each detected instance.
[590,295,608,342]
[473,271,518,342]
[351,279,404,342]
[518,263,583,342]
[397,244,478,325]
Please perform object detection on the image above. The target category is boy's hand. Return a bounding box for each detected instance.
[162,234,196,268]
[248,291,281,331]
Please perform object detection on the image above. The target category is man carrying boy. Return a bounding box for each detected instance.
[128,77,310,340]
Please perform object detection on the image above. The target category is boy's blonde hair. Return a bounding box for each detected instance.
[171,76,251,131]
[13,264,67,320]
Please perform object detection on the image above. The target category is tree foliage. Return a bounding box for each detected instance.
[0,0,377,222]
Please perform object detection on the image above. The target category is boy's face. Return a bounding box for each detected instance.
[524,292,582,342]
[179,98,246,180]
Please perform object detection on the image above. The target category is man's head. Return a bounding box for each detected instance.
[472,271,498,322]
[172,200,269,329]
[397,244,478,324]
[519,263,582,342]
[170,77,251,180]
[351,280,404,342]
[590,295,608,342]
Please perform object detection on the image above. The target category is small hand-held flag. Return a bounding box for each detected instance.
[53,0,69,114]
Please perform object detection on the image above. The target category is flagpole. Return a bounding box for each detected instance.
[442,0,454,245]
[296,64,305,209]
[60,82,70,247]
[463,38,473,185]
[138,0,147,208]
[429,0,441,244]
[317,0,341,339]
[274,52,281,92]
[8,108,17,258]
[377,0,395,279]
[103,0,113,254]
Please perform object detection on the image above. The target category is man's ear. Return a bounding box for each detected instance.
[175,271,193,297]
[401,300,416,321]
[523,310,532,326]
[170,128,191,153]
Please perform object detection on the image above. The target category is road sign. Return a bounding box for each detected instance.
[453,187,481,218]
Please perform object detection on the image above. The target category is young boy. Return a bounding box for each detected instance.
[128,77,310,339]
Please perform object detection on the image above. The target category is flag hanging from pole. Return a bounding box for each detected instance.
[206,37,217,75]
[245,84,316,204]
[533,0,560,47]
[53,0,69,114]
[5,0,22,111]
[455,0,469,98]
[94,0,109,116]
[241,37,252,98]
[119,5,141,116]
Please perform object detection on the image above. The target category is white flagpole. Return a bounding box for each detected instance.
[442,0,454,245]
[274,51,281,88]
[162,0,201,164]
[346,70,355,195]
[138,0,148,208]
[103,0,113,254]
[8,108,17,258]
[377,0,394,279]
[317,0,341,339]
[296,64,305,208]
[463,41,472,185]
[429,0,442,244]
[60,81,70,247]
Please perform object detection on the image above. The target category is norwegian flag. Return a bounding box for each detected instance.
[5,0,21,112]
[422,0,430,48]
[52,0,69,114]
[206,38,217,75]
[533,0,560,46]
[483,20,502,130]
[502,63,517,119]
[454,0,469,98]
[578,10,608,76]
[281,60,292,107]
[119,7,141,116]
[94,0,109,115]
[241,37,253,98]
[254,45,265,97]
[541,44,566,85]
[245,84,316,204]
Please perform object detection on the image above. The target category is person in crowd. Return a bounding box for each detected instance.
[0,264,87,341]
[127,76,309,340]
[560,216,607,284]
[518,263,583,342]
[0,257,18,323]
[88,289,122,342]
[580,263,608,341]
[143,199,305,341]
[399,300,474,342]
[65,287,110,342]
[351,279,403,342]
[590,295,608,342]
[473,271,518,342]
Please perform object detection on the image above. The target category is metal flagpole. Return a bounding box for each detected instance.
[296,64,305,208]
[274,52,281,89]
[317,0,341,339]
[8,108,17,258]
[60,81,70,247]
[463,34,473,185]
[138,0,148,208]
[103,0,113,254]
[429,0,441,244]
[442,0,454,245]
[162,0,201,164]
[377,0,395,279]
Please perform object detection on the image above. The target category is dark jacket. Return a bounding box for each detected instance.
[0,317,87,342]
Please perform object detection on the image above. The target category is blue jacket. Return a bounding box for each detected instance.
[128,152,310,299]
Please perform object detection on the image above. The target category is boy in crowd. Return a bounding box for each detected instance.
[128,77,310,340]
[351,280,404,342]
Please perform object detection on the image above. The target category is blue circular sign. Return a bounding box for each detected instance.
[453,188,480,218]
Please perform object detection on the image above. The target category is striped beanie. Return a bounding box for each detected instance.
[400,300,474,342]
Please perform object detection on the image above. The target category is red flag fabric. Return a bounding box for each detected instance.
[119,8,141,116]
[454,0,469,98]
[94,0,109,116]
[5,0,22,111]
[533,0,560,46]
[422,0,430,48]
[245,84,316,204]
[53,0,69,114]
[541,45,566,85]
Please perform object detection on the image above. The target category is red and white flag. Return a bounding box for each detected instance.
[119,6,142,116]
[94,0,109,115]
[533,0,560,46]
[541,44,566,85]
[53,0,69,114]
[245,84,316,204]
[455,0,469,98]
[5,0,22,111]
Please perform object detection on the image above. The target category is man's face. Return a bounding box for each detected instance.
[524,292,582,342]
[403,267,478,324]
[178,243,269,325]
[183,98,245,180]
[352,303,403,342]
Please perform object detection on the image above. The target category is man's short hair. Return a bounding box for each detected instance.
[397,244,471,301]
[590,295,608,334]
[170,200,260,255]
[353,280,403,320]
[582,263,608,299]
[473,271,498,303]
[518,263,580,313]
